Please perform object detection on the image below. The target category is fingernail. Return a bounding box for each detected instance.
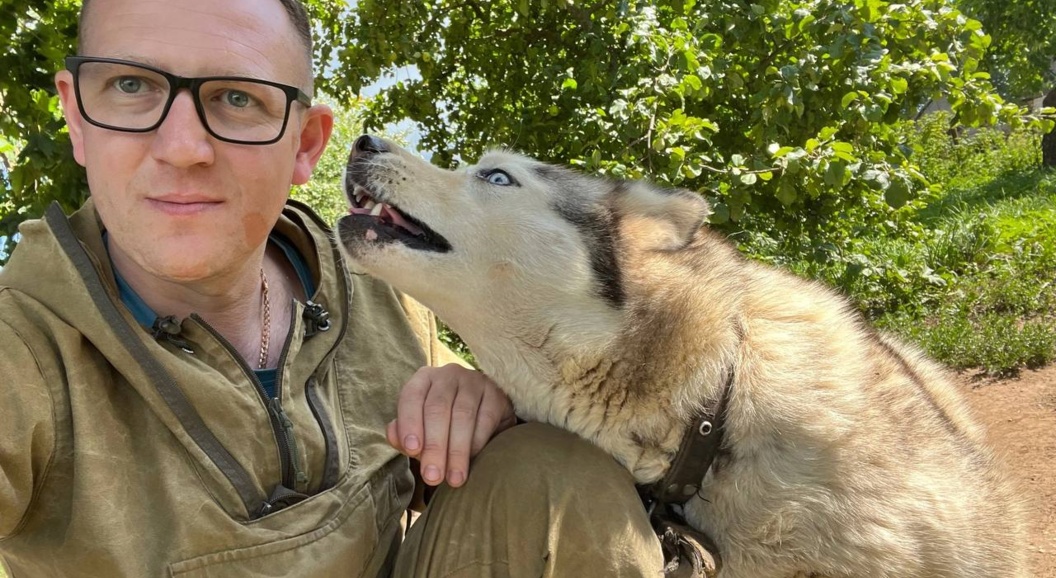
[404,435,420,452]
[424,465,441,483]
[449,471,465,486]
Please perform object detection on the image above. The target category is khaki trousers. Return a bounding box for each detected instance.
[393,423,665,578]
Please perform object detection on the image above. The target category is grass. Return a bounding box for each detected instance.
[807,115,1056,376]
[739,115,1056,376]
[874,168,1056,375]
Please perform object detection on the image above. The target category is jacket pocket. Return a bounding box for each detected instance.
[168,471,405,578]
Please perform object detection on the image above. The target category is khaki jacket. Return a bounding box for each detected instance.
[0,199,457,577]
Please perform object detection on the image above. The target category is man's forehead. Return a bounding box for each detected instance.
[79,0,305,76]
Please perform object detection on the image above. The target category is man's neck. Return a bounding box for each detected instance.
[109,243,297,369]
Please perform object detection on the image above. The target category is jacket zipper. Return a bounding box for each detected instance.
[188,207,354,500]
[191,311,304,490]
[305,376,341,488]
[269,303,308,487]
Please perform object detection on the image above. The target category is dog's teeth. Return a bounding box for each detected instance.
[363,199,376,210]
[355,193,365,205]
[370,203,385,216]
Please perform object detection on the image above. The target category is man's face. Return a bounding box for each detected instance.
[55,0,331,283]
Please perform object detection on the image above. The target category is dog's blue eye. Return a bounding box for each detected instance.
[482,169,516,186]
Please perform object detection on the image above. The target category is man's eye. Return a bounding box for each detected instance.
[114,77,143,93]
[224,90,252,108]
[482,169,516,186]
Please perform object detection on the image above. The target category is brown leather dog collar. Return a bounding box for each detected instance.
[639,371,734,578]
[648,370,734,507]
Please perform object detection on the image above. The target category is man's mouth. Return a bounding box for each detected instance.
[146,196,223,216]
[339,183,451,253]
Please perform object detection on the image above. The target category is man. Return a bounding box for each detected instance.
[0,0,663,576]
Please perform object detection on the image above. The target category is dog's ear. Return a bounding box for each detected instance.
[612,182,711,250]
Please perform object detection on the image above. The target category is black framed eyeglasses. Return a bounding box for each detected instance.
[65,56,313,145]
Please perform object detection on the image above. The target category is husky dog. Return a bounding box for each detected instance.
[336,135,1027,578]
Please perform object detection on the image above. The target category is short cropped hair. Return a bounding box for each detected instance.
[77,0,314,90]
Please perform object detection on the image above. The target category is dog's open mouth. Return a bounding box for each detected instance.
[339,183,452,253]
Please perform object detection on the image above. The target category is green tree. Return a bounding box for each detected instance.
[956,0,1056,166]
[4,0,1053,264]
[956,0,1055,100]
[0,0,84,262]
[319,0,1050,255]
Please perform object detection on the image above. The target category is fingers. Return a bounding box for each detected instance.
[386,419,402,452]
[443,382,483,487]
[392,364,466,487]
[393,368,431,458]
[391,364,516,489]
[416,369,457,487]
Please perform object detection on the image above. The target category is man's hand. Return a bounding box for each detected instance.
[388,364,517,487]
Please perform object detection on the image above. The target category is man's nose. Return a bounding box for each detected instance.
[150,90,215,167]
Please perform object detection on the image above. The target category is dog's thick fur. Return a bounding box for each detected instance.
[337,137,1028,578]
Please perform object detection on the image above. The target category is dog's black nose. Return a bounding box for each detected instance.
[353,134,388,155]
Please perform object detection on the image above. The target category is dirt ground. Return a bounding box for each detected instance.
[959,365,1056,577]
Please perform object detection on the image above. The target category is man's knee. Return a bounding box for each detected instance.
[468,422,639,496]
[395,423,664,577]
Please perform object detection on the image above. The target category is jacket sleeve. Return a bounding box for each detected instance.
[394,292,472,369]
[0,319,57,539]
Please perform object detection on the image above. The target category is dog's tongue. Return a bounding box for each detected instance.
[382,205,424,236]
[350,203,424,236]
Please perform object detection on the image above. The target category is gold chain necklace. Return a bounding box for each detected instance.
[258,267,271,369]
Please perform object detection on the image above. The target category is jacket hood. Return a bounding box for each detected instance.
[1,199,120,337]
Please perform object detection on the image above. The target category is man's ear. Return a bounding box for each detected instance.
[612,182,711,251]
[55,70,88,167]
[291,103,335,185]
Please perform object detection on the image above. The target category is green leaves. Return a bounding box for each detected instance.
[0,0,84,263]
[884,177,912,208]
[316,0,1046,248]
[956,0,1055,100]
